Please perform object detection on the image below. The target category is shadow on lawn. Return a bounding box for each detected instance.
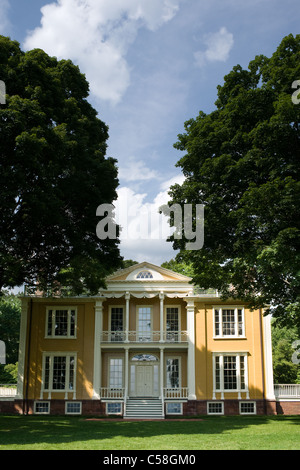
[1,414,299,449]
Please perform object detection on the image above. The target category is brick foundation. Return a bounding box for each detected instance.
[1,398,300,416]
[276,401,300,415]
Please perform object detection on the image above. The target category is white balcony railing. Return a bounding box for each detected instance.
[274,384,300,399]
[100,387,125,399]
[163,387,189,399]
[100,331,188,343]
[0,385,17,398]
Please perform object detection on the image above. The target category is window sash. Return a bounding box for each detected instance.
[214,353,248,393]
[166,307,179,332]
[137,307,152,340]
[214,307,245,338]
[110,308,124,332]
[46,308,76,338]
[43,353,76,392]
[166,358,180,389]
[109,358,123,389]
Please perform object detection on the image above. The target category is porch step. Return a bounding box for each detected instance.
[124,398,164,420]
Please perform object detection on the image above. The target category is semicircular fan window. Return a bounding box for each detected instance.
[136,270,153,279]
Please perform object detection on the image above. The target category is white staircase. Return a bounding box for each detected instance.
[124,397,164,420]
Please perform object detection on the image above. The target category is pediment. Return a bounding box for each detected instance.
[106,262,192,282]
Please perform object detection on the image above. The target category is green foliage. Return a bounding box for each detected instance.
[161,257,195,277]
[0,363,18,384]
[167,34,300,325]
[0,294,21,363]
[272,322,300,384]
[0,36,123,295]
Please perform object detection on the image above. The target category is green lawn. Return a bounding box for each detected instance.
[0,415,299,450]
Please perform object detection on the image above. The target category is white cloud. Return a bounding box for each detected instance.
[194,26,234,67]
[114,173,185,263]
[24,0,181,104]
[119,156,160,182]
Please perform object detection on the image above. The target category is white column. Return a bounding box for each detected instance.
[16,298,29,399]
[124,347,129,399]
[159,291,164,342]
[263,311,275,400]
[186,299,196,400]
[125,292,130,342]
[93,299,104,399]
[160,347,164,398]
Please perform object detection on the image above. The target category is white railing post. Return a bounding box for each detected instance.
[159,292,164,342]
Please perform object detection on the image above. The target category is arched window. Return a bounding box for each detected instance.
[131,354,158,362]
[136,271,153,279]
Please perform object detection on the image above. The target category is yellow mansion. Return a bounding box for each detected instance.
[14,262,276,417]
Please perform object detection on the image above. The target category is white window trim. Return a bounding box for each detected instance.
[213,306,245,339]
[109,305,125,329]
[166,402,183,415]
[239,401,257,415]
[34,401,50,414]
[207,401,224,415]
[109,305,125,341]
[45,306,77,339]
[212,352,249,399]
[165,356,182,389]
[106,402,123,415]
[65,401,82,415]
[108,355,124,390]
[136,305,153,336]
[164,305,181,333]
[41,352,77,398]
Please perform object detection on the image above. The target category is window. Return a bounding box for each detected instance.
[240,401,256,415]
[66,401,82,415]
[137,306,152,341]
[136,271,153,279]
[207,402,224,415]
[214,307,245,338]
[166,403,182,415]
[131,354,158,362]
[109,358,123,390]
[43,353,76,392]
[166,358,180,389]
[166,307,179,341]
[213,353,248,395]
[107,402,122,415]
[34,401,50,414]
[110,307,124,342]
[46,307,77,338]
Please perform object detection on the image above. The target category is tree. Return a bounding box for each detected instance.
[0,294,21,363]
[161,258,195,277]
[0,36,122,295]
[167,34,300,325]
[272,322,300,384]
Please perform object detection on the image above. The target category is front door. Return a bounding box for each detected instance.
[136,365,153,396]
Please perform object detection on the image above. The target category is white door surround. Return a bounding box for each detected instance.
[130,354,159,397]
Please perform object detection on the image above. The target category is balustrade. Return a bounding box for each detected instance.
[100,330,188,343]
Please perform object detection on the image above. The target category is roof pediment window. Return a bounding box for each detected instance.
[136,270,153,279]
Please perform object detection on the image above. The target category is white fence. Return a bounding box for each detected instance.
[274,384,300,399]
[100,331,188,343]
[0,385,17,397]
[163,387,189,399]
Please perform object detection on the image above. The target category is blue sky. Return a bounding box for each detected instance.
[1,0,299,265]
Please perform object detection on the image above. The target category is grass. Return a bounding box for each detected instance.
[0,415,300,450]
